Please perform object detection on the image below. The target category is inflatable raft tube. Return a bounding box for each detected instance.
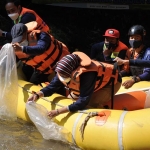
[117,77,150,94]
[17,79,150,150]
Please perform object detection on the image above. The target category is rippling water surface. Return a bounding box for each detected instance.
[0,118,80,150]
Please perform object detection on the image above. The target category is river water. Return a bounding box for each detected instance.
[0,118,80,150]
[0,44,81,150]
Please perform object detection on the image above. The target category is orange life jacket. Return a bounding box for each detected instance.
[111,41,128,59]
[14,7,50,33]
[15,30,70,74]
[59,52,119,95]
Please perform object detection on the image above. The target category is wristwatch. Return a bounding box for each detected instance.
[132,76,138,83]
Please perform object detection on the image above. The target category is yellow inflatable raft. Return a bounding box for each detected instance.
[16,73,150,150]
[2,43,150,150]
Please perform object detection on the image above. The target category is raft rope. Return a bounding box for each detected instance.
[79,112,99,141]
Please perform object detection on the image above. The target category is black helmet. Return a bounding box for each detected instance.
[128,25,146,38]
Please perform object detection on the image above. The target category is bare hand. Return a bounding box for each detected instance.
[122,79,134,89]
[47,110,59,119]
[114,57,129,65]
[27,91,44,102]
[103,48,113,57]
[12,43,22,52]
[114,57,124,65]
[29,30,41,37]
[27,94,39,102]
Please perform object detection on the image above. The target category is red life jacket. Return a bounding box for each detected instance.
[15,30,70,74]
[58,52,119,95]
[111,41,128,59]
[14,7,50,33]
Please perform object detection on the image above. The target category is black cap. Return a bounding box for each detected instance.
[11,23,27,43]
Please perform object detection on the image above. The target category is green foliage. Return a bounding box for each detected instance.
[49,23,71,47]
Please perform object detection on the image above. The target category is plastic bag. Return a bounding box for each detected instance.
[26,101,71,142]
[144,89,150,108]
[0,43,18,120]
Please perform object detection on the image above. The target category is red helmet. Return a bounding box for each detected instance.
[103,29,120,38]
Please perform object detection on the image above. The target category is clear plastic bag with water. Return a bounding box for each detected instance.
[26,101,71,142]
[0,43,18,120]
